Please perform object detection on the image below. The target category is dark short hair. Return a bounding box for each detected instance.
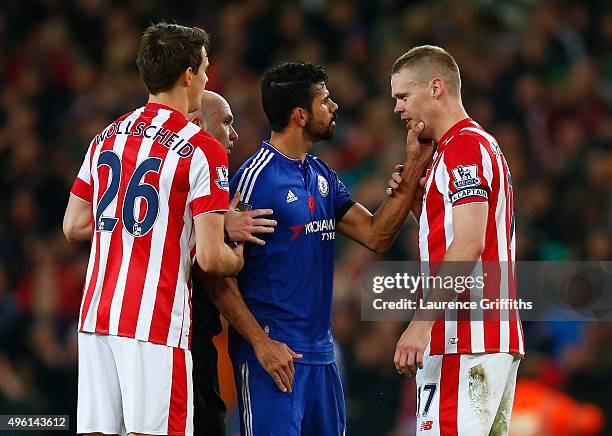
[261,62,328,132]
[136,23,210,95]
[391,45,461,94]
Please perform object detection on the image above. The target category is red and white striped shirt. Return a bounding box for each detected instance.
[419,118,524,356]
[71,102,229,349]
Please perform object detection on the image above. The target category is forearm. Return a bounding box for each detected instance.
[368,159,427,251]
[216,244,242,276]
[197,243,241,276]
[66,223,92,241]
[204,275,268,348]
[410,200,423,224]
[63,196,93,242]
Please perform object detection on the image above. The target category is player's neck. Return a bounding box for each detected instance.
[148,91,189,118]
[269,130,311,162]
[433,103,470,143]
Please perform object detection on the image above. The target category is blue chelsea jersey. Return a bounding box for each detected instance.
[229,141,355,365]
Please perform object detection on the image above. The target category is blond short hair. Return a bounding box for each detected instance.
[392,45,461,95]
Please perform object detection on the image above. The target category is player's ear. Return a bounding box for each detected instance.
[431,78,444,99]
[292,107,308,127]
[181,67,194,88]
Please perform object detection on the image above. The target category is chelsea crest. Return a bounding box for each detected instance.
[318,175,329,197]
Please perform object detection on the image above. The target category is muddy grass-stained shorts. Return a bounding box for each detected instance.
[415,352,520,436]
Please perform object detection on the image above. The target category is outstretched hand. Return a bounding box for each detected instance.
[225,191,277,245]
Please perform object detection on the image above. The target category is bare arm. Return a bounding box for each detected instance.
[387,165,427,222]
[201,272,302,392]
[394,202,488,376]
[63,194,93,242]
[337,122,433,253]
[194,213,243,276]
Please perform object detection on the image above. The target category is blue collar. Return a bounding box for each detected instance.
[262,141,307,165]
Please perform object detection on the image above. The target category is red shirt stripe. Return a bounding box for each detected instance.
[439,354,460,435]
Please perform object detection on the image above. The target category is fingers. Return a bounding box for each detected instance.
[252,226,275,234]
[406,121,425,147]
[416,350,424,370]
[393,346,402,373]
[276,366,293,393]
[264,341,300,393]
[286,347,304,359]
[247,235,266,246]
[267,360,293,393]
[419,176,427,188]
[254,218,277,227]
[247,209,275,219]
[386,174,402,196]
[387,164,405,197]
[271,370,289,393]
[395,344,419,377]
[405,350,416,376]
[247,217,277,231]
[408,121,425,139]
[394,349,414,377]
[230,191,241,210]
[288,353,295,378]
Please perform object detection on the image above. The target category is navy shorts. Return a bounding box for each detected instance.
[234,360,346,436]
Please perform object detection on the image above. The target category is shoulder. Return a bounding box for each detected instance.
[446,131,482,151]
[237,147,277,176]
[449,125,501,158]
[309,155,336,178]
[231,147,277,192]
[444,132,490,164]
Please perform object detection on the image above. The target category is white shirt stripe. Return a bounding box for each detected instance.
[244,152,275,203]
[236,148,266,194]
[238,149,269,198]
[168,203,193,347]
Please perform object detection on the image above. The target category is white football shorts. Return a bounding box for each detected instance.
[77,332,193,435]
[415,352,520,436]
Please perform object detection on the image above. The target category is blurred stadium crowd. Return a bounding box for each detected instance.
[0,0,610,435]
